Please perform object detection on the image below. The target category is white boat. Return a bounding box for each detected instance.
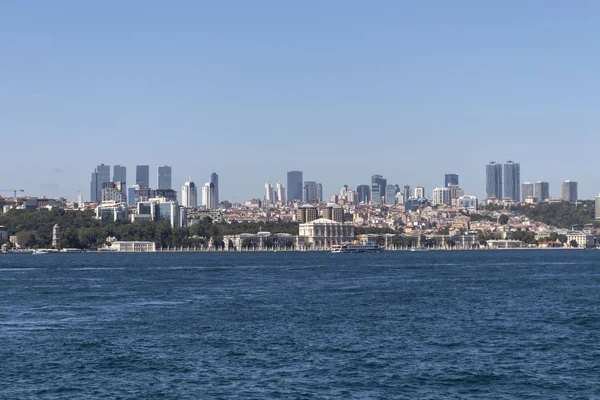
[32,249,50,254]
[331,242,383,253]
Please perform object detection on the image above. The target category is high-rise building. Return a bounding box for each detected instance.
[535,181,550,202]
[402,185,411,202]
[303,181,321,203]
[385,185,396,205]
[445,174,459,187]
[264,183,275,205]
[371,175,387,204]
[432,187,451,206]
[210,172,219,205]
[486,162,503,199]
[596,194,600,221]
[181,182,198,208]
[286,171,303,202]
[102,182,127,203]
[522,182,534,202]
[113,165,127,195]
[276,183,286,204]
[136,165,150,188]
[356,184,370,203]
[202,182,216,209]
[561,181,578,202]
[503,161,520,201]
[414,186,425,199]
[157,165,172,190]
[90,164,110,202]
[447,184,464,200]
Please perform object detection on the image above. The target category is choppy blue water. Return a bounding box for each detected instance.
[1,250,599,399]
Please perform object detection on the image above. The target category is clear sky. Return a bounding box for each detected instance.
[1,1,599,202]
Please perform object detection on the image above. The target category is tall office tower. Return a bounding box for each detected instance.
[136,165,150,188]
[113,165,127,196]
[445,174,459,187]
[346,189,355,204]
[157,165,172,189]
[385,185,397,205]
[534,181,550,202]
[414,186,425,199]
[181,182,197,208]
[77,193,84,206]
[210,172,219,205]
[340,185,349,199]
[371,183,381,205]
[596,194,600,221]
[486,162,503,199]
[521,182,534,202]
[356,184,370,203]
[128,184,139,206]
[432,187,451,206]
[286,170,303,202]
[202,182,216,209]
[371,175,387,204]
[90,164,111,202]
[561,181,578,202]
[276,183,286,204]
[303,181,321,203]
[264,183,275,205]
[402,185,411,202]
[503,161,520,201]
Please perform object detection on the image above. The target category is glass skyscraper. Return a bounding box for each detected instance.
[503,161,520,201]
[136,165,150,188]
[371,175,387,204]
[485,162,503,200]
[286,171,303,203]
[561,181,578,202]
[210,172,219,205]
[444,174,459,187]
[535,181,549,202]
[90,164,110,202]
[356,184,370,203]
[157,165,172,190]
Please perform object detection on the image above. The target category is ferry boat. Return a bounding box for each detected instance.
[410,247,429,252]
[331,242,383,253]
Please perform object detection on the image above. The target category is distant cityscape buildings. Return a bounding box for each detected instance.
[445,174,459,187]
[371,175,387,205]
[535,181,550,203]
[136,165,150,188]
[157,165,172,190]
[181,182,197,208]
[503,161,520,201]
[90,164,110,202]
[561,181,578,202]
[210,172,219,205]
[522,182,534,202]
[485,162,503,200]
[286,171,303,202]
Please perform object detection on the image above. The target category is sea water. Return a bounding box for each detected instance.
[1,250,599,399]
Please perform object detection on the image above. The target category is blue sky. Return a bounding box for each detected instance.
[1,1,599,202]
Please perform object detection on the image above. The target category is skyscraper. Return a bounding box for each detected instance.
[157,165,172,190]
[356,184,370,203]
[535,181,549,202]
[561,181,578,202]
[113,165,127,195]
[522,182,534,202]
[503,161,520,201]
[286,171,303,203]
[445,174,459,187]
[276,183,286,204]
[303,181,321,203]
[264,182,275,205]
[432,187,451,206]
[181,182,197,208]
[414,186,425,199]
[202,182,216,209]
[136,165,150,188]
[402,185,411,202]
[385,185,396,205]
[90,164,110,202]
[210,172,219,205]
[596,194,600,221]
[371,175,387,204]
[486,162,503,199]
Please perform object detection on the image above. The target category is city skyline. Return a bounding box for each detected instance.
[2,3,600,200]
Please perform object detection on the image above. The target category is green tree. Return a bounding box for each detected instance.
[498,214,509,225]
[569,240,579,248]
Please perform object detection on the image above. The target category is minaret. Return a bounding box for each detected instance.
[52,224,61,248]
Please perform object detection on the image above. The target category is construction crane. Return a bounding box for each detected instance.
[0,189,24,198]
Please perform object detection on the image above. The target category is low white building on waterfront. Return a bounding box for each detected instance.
[108,241,156,252]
